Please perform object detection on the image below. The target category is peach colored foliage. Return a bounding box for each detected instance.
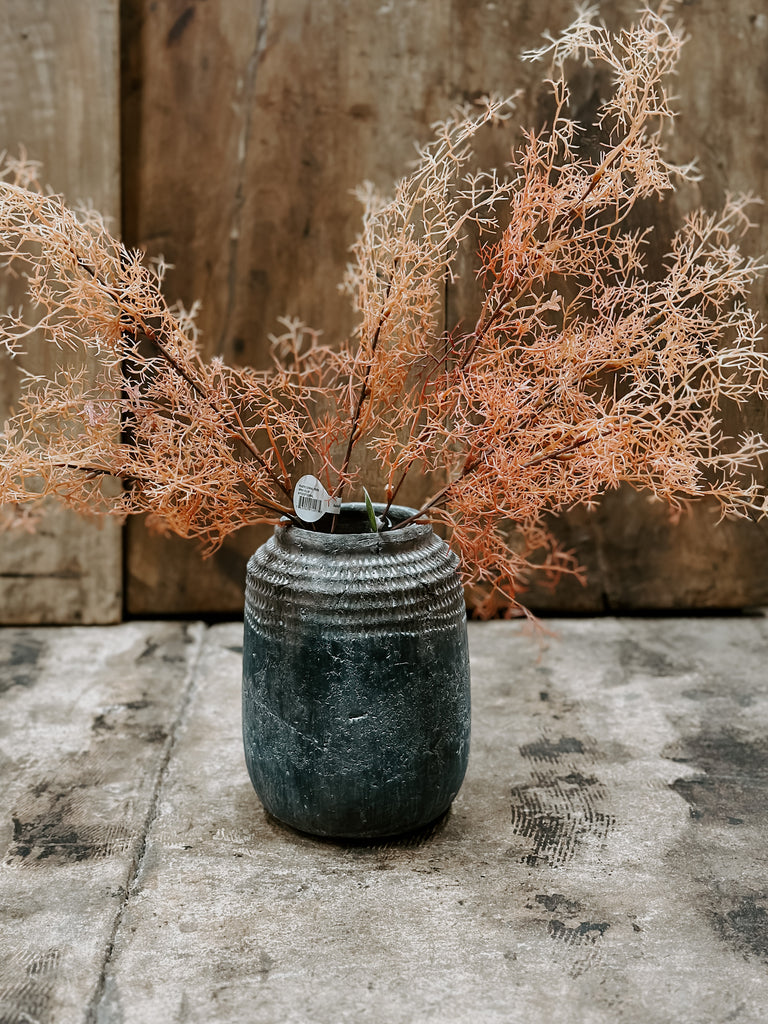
[1,6,767,613]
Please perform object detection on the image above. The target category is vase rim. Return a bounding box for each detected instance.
[275,501,431,552]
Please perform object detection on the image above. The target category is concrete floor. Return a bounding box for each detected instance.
[2,616,768,1023]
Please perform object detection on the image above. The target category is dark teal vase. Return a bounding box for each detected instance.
[242,503,471,838]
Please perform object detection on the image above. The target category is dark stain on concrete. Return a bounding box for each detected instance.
[713,895,768,962]
[91,701,166,745]
[0,947,60,1024]
[519,736,586,763]
[92,699,150,730]
[666,728,768,823]
[142,724,169,744]
[548,919,610,945]
[618,638,681,678]
[531,894,610,965]
[10,813,95,863]
[5,774,133,866]
[560,771,599,788]
[535,893,582,916]
[511,803,568,865]
[0,633,44,693]
[681,684,755,708]
[138,636,187,665]
[665,724,768,964]
[511,768,614,866]
[256,949,275,982]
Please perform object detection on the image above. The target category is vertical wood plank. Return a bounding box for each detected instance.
[521,0,768,611]
[0,0,122,623]
[124,0,455,615]
[445,0,768,612]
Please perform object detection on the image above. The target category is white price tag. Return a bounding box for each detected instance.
[293,475,341,523]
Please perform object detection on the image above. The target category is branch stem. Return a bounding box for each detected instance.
[334,265,397,504]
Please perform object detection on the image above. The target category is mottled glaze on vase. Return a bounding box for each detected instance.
[242,504,471,838]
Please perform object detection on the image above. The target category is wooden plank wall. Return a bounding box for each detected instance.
[1,1,765,620]
[0,0,122,624]
[121,0,460,615]
[122,0,768,616]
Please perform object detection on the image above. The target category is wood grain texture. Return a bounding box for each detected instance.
[123,0,768,614]
[526,0,768,611]
[123,0,457,615]
[0,0,122,624]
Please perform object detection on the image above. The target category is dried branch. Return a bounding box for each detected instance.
[1,5,766,611]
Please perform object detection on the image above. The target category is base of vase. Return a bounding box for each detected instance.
[264,803,455,844]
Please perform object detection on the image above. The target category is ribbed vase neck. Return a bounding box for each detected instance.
[245,503,464,635]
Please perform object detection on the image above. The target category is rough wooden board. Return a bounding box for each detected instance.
[0,0,123,624]
[444,0,768,612]
[123,0,768,614]
[0,622,203,1024]
[125,520,271,618]
[521,490,768,613]
[71,616,768,1023]
[122,0,460,615]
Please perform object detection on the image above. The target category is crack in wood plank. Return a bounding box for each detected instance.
[218,0,270,354]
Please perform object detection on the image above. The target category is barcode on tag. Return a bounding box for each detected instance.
[296,495,324,513]
[293,475,340,523]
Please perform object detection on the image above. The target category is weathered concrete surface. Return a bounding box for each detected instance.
[0,622,204,1023]
[2,617,768,1023]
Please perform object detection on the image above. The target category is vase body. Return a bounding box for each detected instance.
[242,503,470,838]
